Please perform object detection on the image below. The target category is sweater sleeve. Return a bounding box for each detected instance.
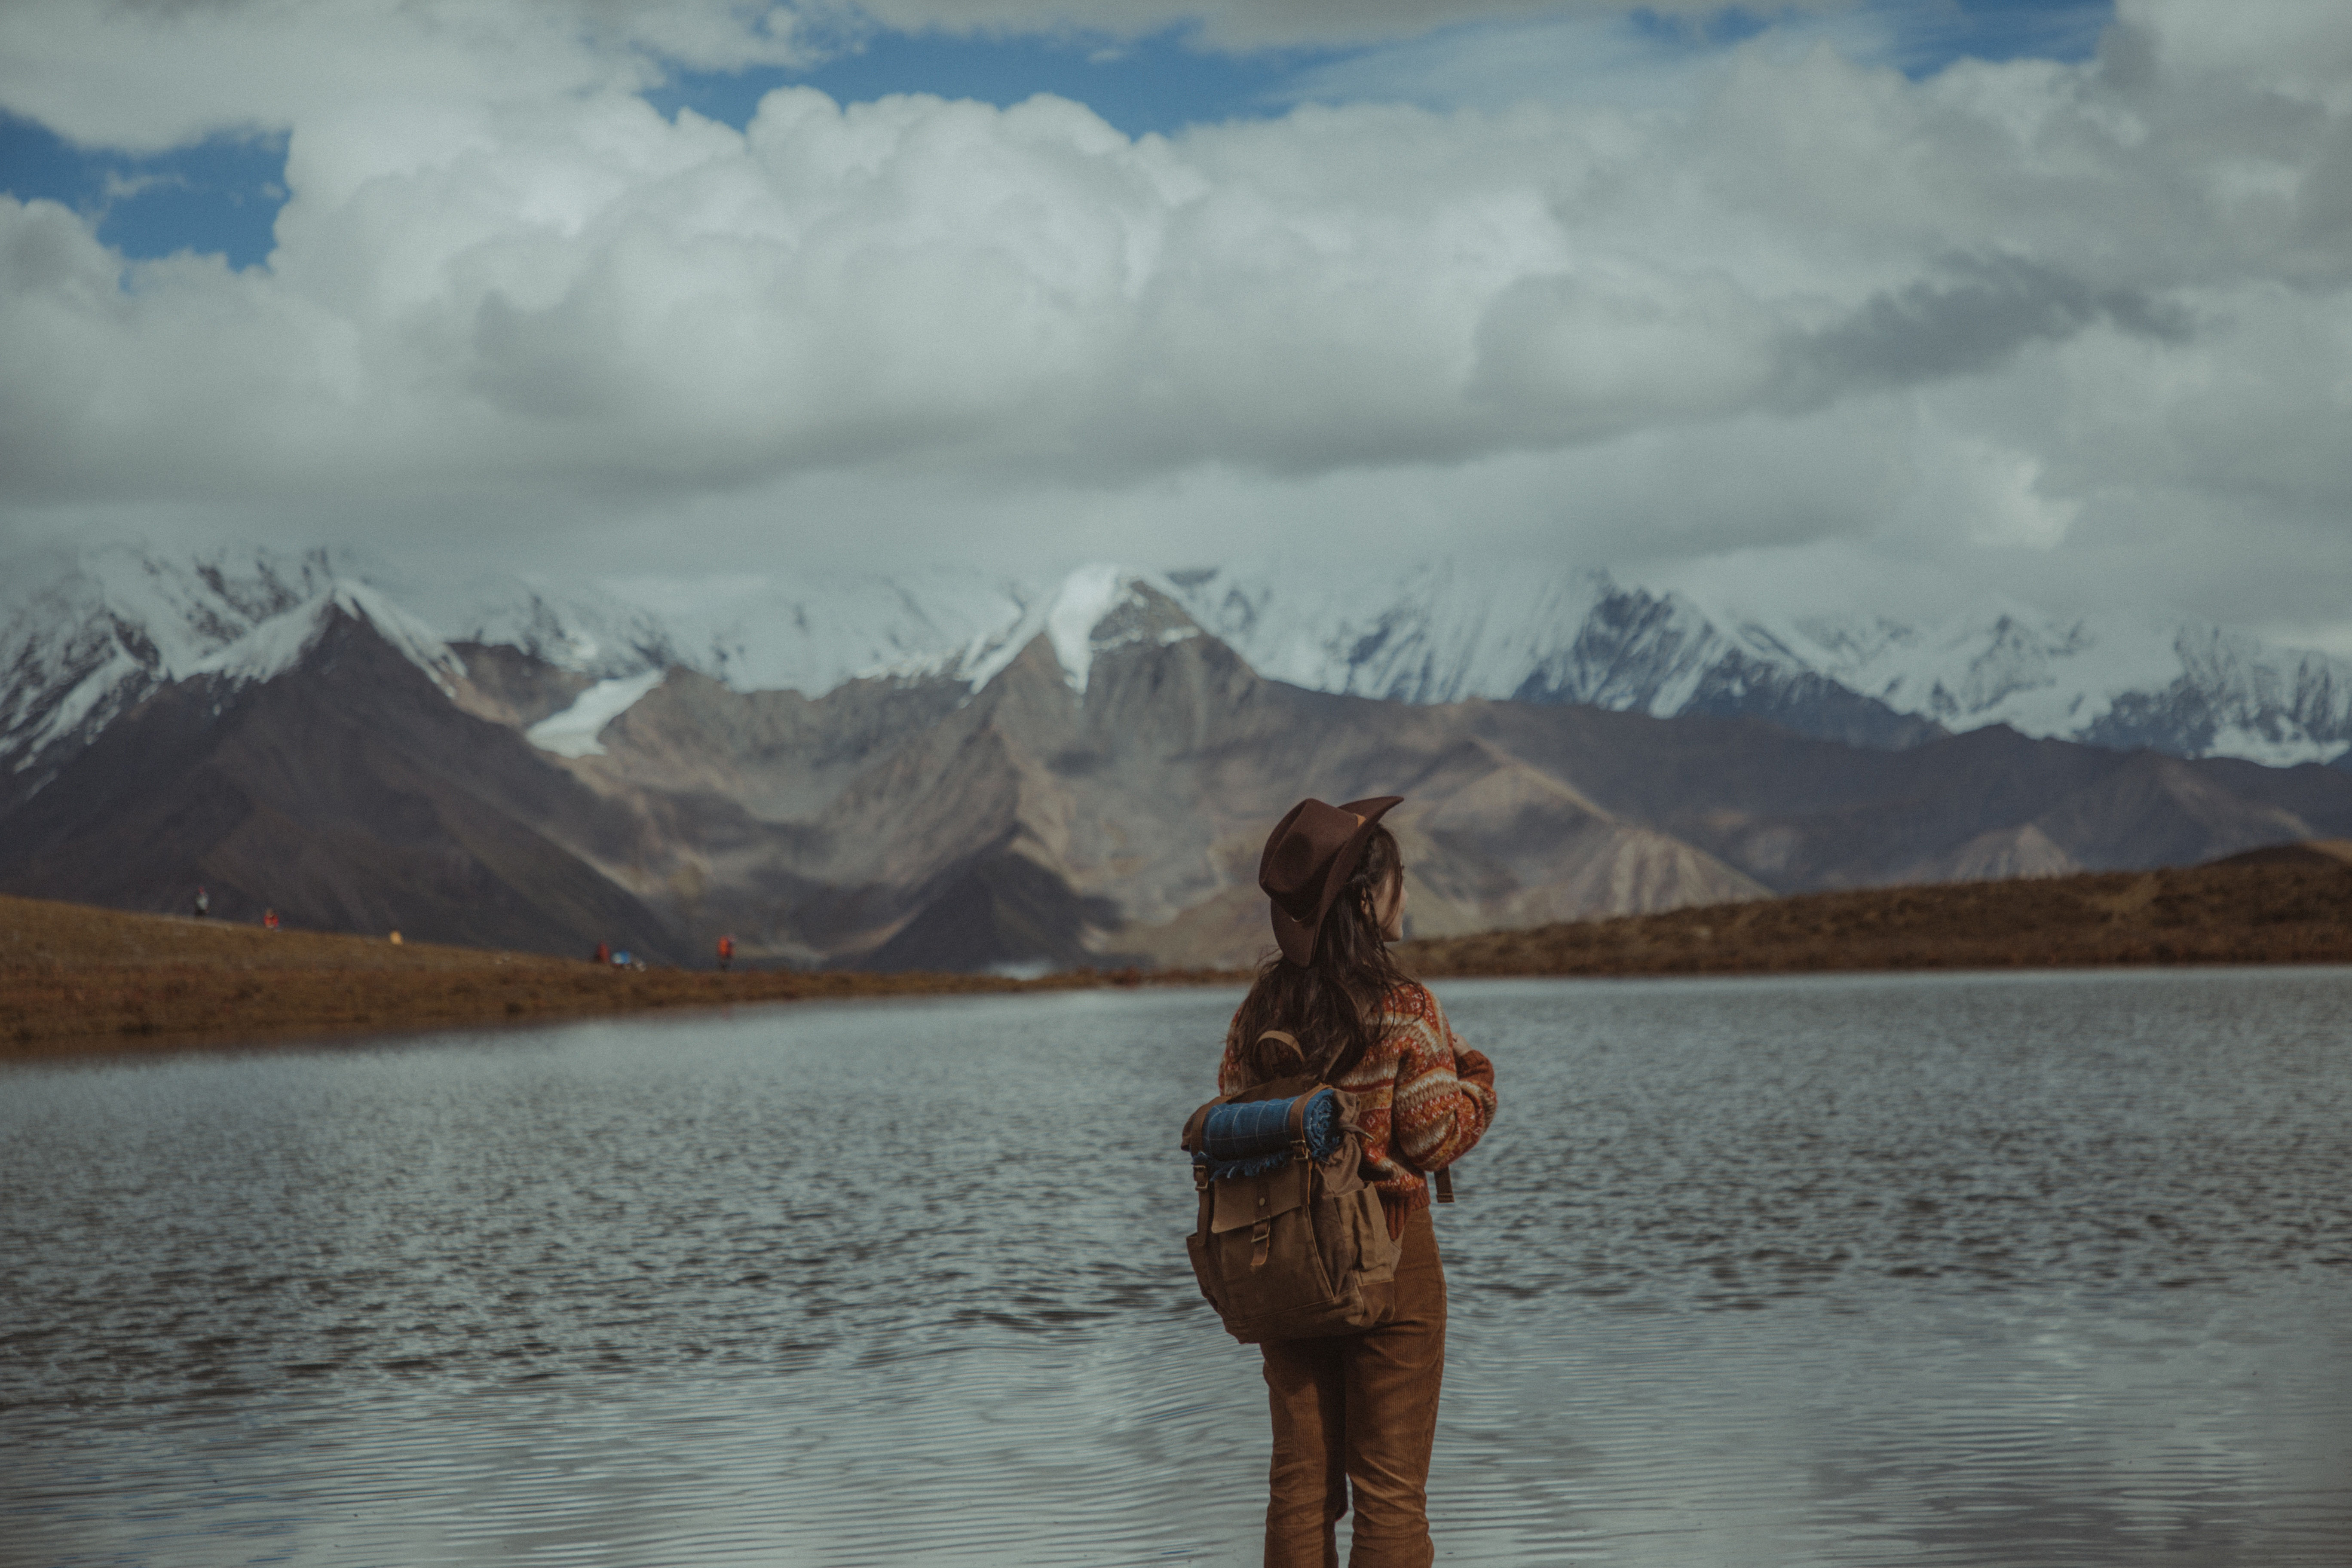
[1388,986,1497,1173]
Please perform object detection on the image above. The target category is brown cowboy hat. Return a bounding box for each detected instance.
[1259,795,1404,966]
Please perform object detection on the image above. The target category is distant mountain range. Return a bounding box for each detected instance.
[12,545,2352,772]
[4,544,2351,970]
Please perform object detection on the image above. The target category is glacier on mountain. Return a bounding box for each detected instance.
[526,670,669,757]
[953,565,1199,694]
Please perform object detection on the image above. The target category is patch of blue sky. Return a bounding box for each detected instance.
[646,24,1326,139]
[0,2,2115,268]
[1863,0,2113,77]
[0,110,287,270]
[1624,0,2110,76]
[1287,2,2116,116]
[1622,7,1777,51]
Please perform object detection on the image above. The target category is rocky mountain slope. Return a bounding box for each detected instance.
[550,579,1770,970]
[0,599,680,961]
[7,550,2352,971]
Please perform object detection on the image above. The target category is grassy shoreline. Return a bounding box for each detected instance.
[11,844,2352,1060]
[0,895,1244,1061]
[1395,845,2352,981]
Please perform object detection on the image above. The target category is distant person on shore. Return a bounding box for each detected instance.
[717,934,735,971]
[1219,796,1497,1566]
[263,909,279,931]
[193,886,209,919]
[594,941,610,965]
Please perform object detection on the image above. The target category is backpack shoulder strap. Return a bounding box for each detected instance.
[1256,1029,1306,1078]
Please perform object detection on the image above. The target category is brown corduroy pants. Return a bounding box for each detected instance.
[1258,1207,1446,1568]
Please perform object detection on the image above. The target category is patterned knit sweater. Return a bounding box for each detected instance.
[1220,981,1498,1228]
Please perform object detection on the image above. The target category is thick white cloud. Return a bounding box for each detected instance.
[0,0,1824,152]
[0,0,815,153]
[1,0,2349,640]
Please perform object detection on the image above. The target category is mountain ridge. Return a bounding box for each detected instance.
[0,603,681,962]
[9,546,2352,971]
[10,545,2349,782]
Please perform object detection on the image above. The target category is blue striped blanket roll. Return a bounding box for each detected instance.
[1195,1088,1342,1182]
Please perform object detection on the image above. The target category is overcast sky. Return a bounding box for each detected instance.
[2,0,2348,644]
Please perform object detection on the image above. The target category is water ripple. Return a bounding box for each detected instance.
[4,970,2349,1565]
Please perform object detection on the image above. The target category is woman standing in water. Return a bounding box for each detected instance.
[1223,795,1498,1568]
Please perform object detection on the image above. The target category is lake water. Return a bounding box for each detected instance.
[3,969,2348,1566]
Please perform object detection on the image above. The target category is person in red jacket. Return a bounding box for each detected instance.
[1220,796,1497,1568]
[717,934,735,971]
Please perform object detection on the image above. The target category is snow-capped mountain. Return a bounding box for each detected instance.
[9,542,2352,970]
[1684,597,2352,769]
[1161,563,1939,748]
[0,546,467,779]
[431,582,678,682]
[428,569,1038,693]
[8,545,2352,775]
[1159,563,2352,767]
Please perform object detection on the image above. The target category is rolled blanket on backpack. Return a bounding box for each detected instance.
[1196,1089,1343,1182]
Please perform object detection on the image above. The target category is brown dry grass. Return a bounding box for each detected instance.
[16,843,2352,1059]
[1396,842,2352,981]
[0,895,1244,1060]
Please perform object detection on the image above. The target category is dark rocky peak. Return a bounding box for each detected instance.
[965,631,1087,747]
[447,640,600,729]
[1078,623,1262,759]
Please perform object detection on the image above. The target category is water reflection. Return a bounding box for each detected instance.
[4,970,2348,1565]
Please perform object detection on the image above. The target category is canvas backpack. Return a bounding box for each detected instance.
[1179,1031,1404,1344]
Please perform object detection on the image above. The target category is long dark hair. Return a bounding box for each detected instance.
[1229,824,1408,1084]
